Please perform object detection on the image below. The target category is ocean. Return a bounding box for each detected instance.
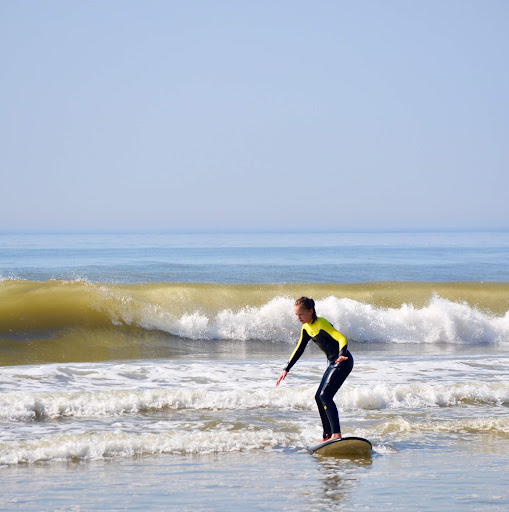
[1,231,508,511]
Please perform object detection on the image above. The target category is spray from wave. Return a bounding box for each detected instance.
[127,294,509,344]
[89,283,509,344]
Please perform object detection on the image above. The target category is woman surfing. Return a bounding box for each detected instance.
[276,297,353,443]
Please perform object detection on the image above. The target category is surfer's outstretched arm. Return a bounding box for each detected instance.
[276,327,310,385]
[284,328,311,372]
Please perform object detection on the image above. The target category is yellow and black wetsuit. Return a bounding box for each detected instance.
[284,317,353,437]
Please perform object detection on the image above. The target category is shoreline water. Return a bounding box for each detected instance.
[1,345,508,511]
[1,232,508,510]
[1,438,508,512]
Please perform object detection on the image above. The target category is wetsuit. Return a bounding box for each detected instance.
[284,317,353,438]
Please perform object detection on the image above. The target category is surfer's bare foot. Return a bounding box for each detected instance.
[329,433,342,441]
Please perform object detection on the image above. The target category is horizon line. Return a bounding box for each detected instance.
[1,227,509,236]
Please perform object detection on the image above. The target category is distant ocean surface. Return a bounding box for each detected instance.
[1,231,508,511]
[2,231,509,283]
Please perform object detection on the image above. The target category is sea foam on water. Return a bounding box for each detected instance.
[131,294,509,344]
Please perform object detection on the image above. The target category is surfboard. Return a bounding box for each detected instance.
[308,436,372,457]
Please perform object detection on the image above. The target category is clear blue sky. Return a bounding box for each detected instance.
[1,0,508,232]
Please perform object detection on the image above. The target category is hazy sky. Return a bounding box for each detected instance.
[1,1,508,232]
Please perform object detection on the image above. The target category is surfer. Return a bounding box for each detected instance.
[276,297,353,443]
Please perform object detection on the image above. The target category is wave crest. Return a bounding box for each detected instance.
[130,294,509,345]
[1,281,508,345]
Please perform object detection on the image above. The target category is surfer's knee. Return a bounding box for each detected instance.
[318,388,331,406]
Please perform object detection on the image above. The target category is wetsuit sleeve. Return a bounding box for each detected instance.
[284,327,311,372]
[322,320,348,357]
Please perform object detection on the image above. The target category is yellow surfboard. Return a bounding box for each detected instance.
[309,436,372,457]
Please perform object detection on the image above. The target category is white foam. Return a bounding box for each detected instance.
[103,293,509,344]
[133,296,297,342]
[0,274,21,282]
[1,414,507,464]
[0,429,298,464]
[343,381,509,410]
[0,387,314,422]
[1,380,507,422]
[367,416,509,436]
[319,294,509,344]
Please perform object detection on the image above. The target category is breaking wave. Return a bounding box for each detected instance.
[1,281,508,348]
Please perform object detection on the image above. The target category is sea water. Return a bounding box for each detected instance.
[0,231,508,511]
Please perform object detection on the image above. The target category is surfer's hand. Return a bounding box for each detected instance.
[335,355,348,364]
[276,370,287,386]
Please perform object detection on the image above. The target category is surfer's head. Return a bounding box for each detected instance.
[294,296,317,324]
